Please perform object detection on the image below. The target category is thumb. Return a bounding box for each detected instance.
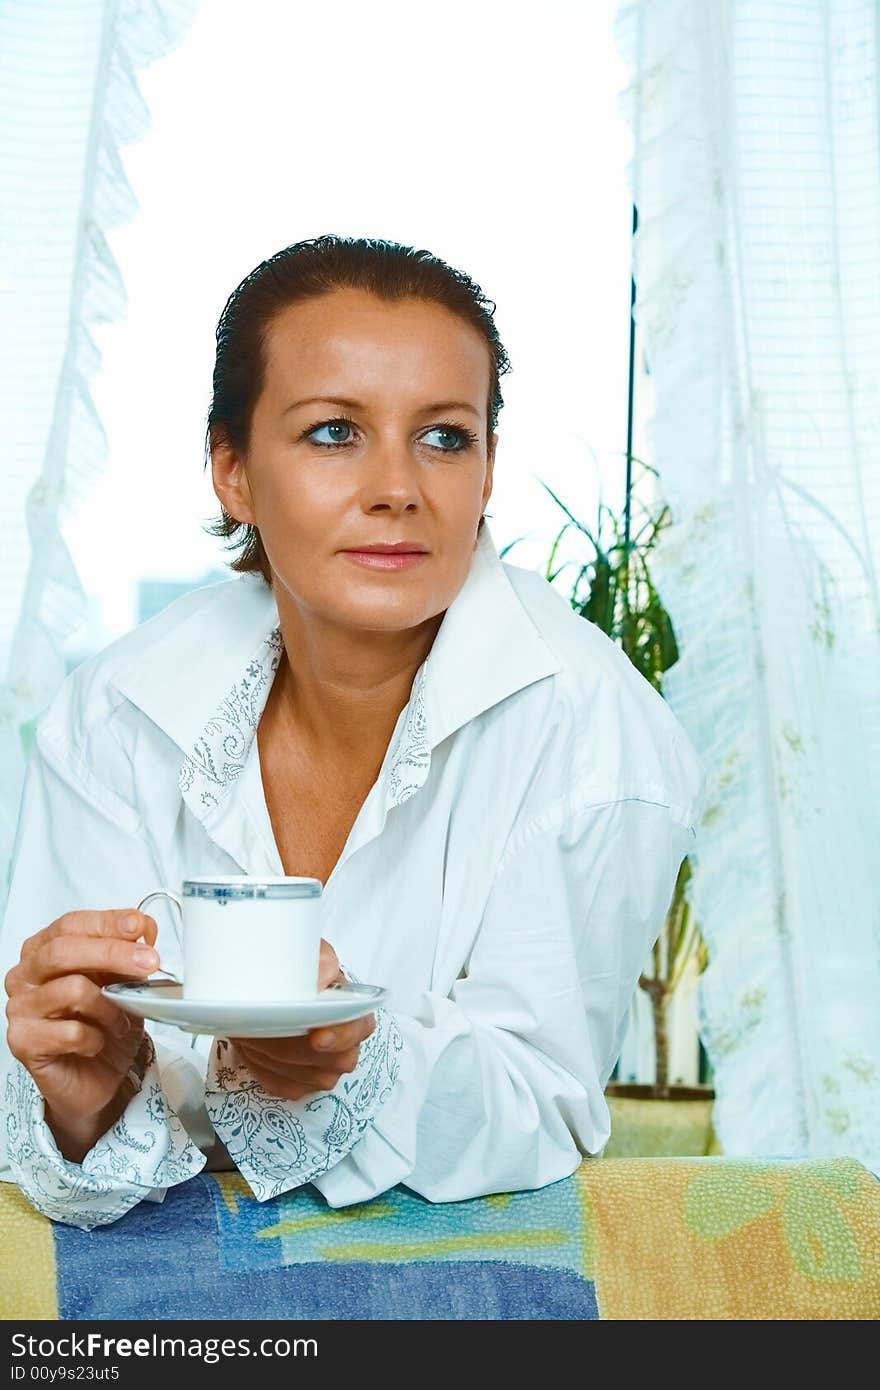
[318,939,343,990]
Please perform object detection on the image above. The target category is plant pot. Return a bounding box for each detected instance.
[603,1083,719,1158]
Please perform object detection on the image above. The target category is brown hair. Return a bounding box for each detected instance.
[202,233,510,586]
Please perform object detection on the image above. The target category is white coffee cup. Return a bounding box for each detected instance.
[137,876,323,1002]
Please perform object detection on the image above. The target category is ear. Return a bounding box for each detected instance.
[482,433,497,510]
[211,436,255,525]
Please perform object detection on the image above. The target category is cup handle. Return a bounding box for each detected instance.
[137,890,183,949]
[136,890,198,1051]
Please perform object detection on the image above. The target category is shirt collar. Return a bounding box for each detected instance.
[111,522,561,823]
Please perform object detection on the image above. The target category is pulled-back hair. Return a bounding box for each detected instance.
[203,233,511,586]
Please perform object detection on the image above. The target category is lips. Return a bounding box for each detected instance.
[341,548,430,571]
[342,543,428,554]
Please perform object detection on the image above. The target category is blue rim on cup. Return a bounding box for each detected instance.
[137,876,323,931]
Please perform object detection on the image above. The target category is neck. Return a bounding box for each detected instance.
[267,598,443,766]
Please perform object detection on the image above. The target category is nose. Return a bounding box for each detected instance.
[360,439,424,516]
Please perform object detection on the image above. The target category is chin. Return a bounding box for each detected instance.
[339,590,434,628]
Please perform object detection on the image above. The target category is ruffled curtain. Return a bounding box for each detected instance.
[0,0,199,915]
[614,0,880,1169]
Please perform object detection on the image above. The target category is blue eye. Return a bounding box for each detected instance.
[303,417,478,452]
[308,419,356,447]
[421,425,477,451]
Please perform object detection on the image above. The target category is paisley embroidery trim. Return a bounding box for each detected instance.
[204,1006,403,1203]
[4,1037,207,1231]
[387,658,431,806]
[178,626,285,813]
[179,625,432,817]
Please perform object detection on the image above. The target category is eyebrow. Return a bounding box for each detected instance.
[281,395,481,418]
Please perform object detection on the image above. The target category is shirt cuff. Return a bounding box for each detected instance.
[204,1005,403,1202]
[3,1032,207,1230]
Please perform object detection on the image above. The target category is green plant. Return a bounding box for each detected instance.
[500,458,707,1089]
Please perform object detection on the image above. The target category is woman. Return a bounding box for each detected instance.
[1,235,706,1230]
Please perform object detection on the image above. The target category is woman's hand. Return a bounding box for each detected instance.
[228,938,376,1101]
[4,909,162,1159]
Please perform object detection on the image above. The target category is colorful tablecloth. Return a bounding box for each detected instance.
[3,1156,879,1320]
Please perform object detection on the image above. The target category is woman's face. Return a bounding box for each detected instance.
[212,286,496,635]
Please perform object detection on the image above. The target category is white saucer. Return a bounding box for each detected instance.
[102,979,390,1038]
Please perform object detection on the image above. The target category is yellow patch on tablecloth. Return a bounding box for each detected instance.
[577,1157,880,1320]
[0,1181,57,1320]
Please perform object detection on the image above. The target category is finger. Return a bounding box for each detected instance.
[7,1015,107,1063]
[7,975,137,1040]
[309,1012,376,1053]
[228,1035,315,1066]
[230,1039,347,1088]
[10,911,160,994]
[92,1014,146,1073]
[238,1051,342,1100]
[22,910,158,962]
[129,913,159,949]
[14,933,161,990]
[318,940,342,990]
[314,1044,360,1075]
[244,1068,313,1102]
[240,1038,362,1075]
[238,1013,371,1061]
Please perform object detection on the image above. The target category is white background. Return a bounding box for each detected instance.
[60,0,638,653]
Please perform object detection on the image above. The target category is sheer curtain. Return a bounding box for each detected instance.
[0,0,199,916]
[613,0,880,1169]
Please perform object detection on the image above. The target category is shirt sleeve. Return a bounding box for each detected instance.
[0,727,208,1230]
[4,1031,206,1230]
[303,796,700,1206]
[203,999,402,1203]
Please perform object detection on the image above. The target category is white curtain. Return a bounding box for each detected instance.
[613,0,880,1169]
[0,0,199,916]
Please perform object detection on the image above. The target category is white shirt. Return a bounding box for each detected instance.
[0,523,706,1230]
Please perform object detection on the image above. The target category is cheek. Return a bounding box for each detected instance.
[277,459,363,520]
[255,463,333,533]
